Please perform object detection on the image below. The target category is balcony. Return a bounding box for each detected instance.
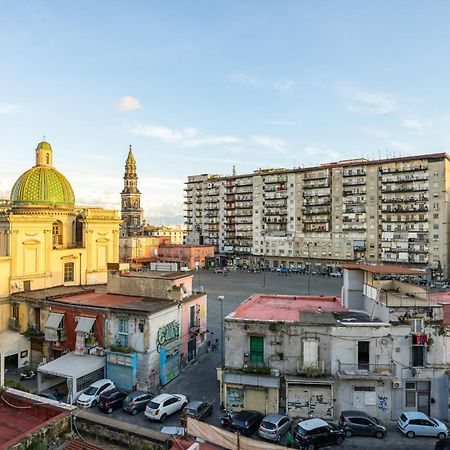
[336,362,394,378]
[189,321,201,335]
[297,360,326,377]
[242,361,270,375]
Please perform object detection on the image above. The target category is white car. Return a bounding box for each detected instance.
[397,411,448,439]
[144,393,188,422]
[77,379,115,408]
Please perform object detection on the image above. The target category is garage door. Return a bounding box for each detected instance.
[287,384,333,419]
[245,388,267,413]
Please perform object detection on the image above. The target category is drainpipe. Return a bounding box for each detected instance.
[79,253,82,286]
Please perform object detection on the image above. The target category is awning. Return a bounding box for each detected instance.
[75,317,95,334]
[0,330,29,357]
[38,351,105,378]
[45,313,64,329]
[224,372,280,389]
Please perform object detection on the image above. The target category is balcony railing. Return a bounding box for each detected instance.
[336,362,394,378]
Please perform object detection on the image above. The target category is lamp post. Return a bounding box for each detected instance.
[218,295,224,367]
[307,242,312,296]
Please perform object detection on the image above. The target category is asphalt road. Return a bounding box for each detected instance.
[88,271,438,449]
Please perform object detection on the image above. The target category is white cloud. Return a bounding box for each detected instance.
[251,135,286,152]
[339,85,399,114]
[230,72,296,92]
[389,141,412,152]
[131,123,241,147]
[0,104,18,114]
[303,146,341,161]
[402,118,424,129]
[116,96,142,112]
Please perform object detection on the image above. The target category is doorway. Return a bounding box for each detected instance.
[187,338,197,362]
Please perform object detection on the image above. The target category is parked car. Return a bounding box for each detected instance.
[339,410,386,439]
[231,410,264,437]
[123,390,155,415]
[214,267,223,273]
[293,418,345,449]
[180,267,190,272]
[183,401,213,421]
[397,411,448,439]
[144,393,188,422]
[330,272,342,278]
[38,389,65,402]
[76,379,115,408]
[258,413,292,443]
[436,437,450,450]
[98,388,127,414]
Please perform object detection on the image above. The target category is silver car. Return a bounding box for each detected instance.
[258,413,292,442]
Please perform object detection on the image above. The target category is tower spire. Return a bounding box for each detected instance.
[120,145,143,237]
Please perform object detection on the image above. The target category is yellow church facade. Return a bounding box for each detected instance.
[0,141,121,334]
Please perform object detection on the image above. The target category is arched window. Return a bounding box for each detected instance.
[46,153,50,164]
[52,221,63,246]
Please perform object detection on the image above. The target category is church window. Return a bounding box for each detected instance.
[46,153,50,164]
[52,221,63,246]
[64,262,75,283]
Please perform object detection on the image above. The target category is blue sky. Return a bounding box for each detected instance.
[1,1,450,223]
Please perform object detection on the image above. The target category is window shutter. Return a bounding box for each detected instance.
[303,338,319,368]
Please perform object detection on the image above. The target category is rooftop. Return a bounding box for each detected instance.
[51,292,177,314]
[229,294,346,321]
[341,263,425,275]
[0,390,70,450]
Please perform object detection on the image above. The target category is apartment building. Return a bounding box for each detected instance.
[184,153,450,276]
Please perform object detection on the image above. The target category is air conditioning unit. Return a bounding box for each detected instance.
[392,380,403,389]
[270,369,280,377]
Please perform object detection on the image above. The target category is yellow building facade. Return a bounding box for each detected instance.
[0,141,121,335]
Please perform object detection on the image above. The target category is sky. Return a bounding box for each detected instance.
[2,1,450,224]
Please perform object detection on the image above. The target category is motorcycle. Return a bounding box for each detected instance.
[20,369,36,381]
[221,408,234,430]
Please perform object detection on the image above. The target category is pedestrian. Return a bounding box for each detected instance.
[286,429,294,448]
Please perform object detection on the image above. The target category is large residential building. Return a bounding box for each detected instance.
[185,153,450,276]
[219,264,450,421]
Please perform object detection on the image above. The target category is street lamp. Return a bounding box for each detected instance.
[218,295,224,367]
[307,242,312,296]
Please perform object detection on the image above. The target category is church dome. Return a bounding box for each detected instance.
[10,141,75,208]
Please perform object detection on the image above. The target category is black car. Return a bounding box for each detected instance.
[98,388,127,414]
[339,410,386,439]
[38,389,65,402]
[231,410,264,436]
[183,401,213,421]
[122,390,155,415]
[294,418,345,450]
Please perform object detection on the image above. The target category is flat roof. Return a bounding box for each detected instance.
[38,352,105,378]
[229,294,346,321]
[121,270,192,281]
[0,390,70,449]
[51,292,177,315]
[342,263,424,275]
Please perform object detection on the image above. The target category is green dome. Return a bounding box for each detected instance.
[11,166,75,207]
[37,141,52,150]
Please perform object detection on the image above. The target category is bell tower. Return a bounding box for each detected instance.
[120,145,143,236]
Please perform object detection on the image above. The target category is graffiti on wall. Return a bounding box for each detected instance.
[157,320,180,352]
[378,395,388,412]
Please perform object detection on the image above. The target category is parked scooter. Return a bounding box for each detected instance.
[221,408,234,430]
[20,369,36,381]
